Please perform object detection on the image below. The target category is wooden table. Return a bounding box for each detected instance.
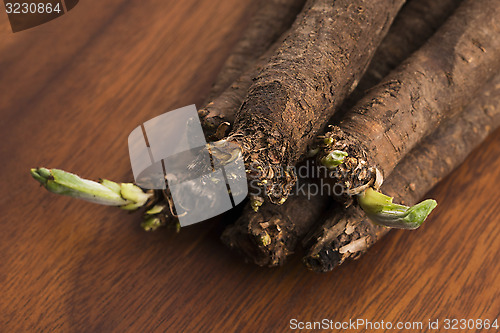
[1,1,499,332]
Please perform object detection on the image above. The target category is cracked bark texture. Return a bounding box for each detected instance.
[342,0,463,110]
[228,0,406,204]
[204,0,307,103]
[304,73,500,272]
[199,0,306,139]
[221,0,462,267]
[318,0,500,201]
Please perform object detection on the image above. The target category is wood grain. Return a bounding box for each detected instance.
[0,1,499,332]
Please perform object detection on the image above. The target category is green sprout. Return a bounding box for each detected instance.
[357,188,437,229]
[141,216,163,231]
[260,233,272,246]
[141,203,176,232]
[320,150,348,169]
[31,168,151,210]
[250,195,265,212]
[323,137,334,146]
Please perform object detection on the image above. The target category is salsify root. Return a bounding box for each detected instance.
[342,0,463,109]
[316,0,500,205]
[220,0,462,267]
[226,0,406,205]
[204,0,307,103]
[303,73,500,272]
[199,0,306,139]
[199,39,286,140]
[221,174,333,266]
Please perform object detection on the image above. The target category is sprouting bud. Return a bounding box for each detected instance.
[320,150,348,169]
[250,196,264,212]
[31,168,152,210]
[141,217,163,231]
[323,137,334,146]
[357,188,437,229]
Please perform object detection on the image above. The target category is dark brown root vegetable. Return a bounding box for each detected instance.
[227,0,406,205]
[199,41,284,139]
[199,0,306,139]
[342,0,463,109]
[204,0,307,103]
[221,0,461,267]
[303,73,500,272]
[141,2,307,227]
[221,172,333,266]
[317,0,500,203]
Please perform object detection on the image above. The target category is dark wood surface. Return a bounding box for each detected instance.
[1,1,499,332]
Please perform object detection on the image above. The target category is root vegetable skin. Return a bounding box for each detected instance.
[199,0,306,139]
[200,39,284,139]
[304,73,500,272]
[319,0,500,198]
[204,0,306,103]
[344,0,463,107]
[228,0,405,204]
[201,0,463,140]
[221,0,463,267]
[221,177,332,266]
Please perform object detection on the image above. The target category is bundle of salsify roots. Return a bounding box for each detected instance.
[32,0,500,272]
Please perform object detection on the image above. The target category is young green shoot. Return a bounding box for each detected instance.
[30,168,152,210]
[320,150,348,169]
[141,204,181,232]
[357,188,437,229]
